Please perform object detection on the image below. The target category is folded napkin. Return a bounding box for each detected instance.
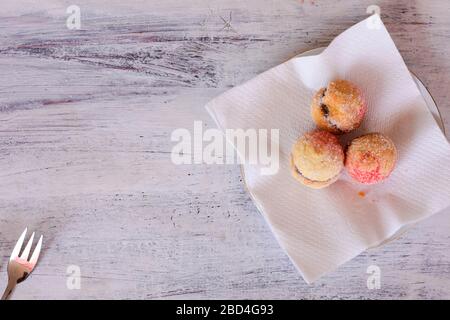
[206,15,450,283]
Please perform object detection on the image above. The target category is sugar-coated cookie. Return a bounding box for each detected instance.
[345,133,397,184]
[311,79,367,134]
[290,130,344,189]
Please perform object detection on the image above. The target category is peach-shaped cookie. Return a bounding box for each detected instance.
[311,79,367,134]
[290,130,344,189]
[345,133,397,184]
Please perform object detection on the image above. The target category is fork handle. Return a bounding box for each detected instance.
[1,281,16,300]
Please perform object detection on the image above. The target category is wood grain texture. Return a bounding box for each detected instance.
[0,0,449,299]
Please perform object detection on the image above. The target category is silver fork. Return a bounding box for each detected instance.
[1,228,43,300]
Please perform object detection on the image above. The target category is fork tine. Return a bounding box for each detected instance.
[29,235,43,265]
[10,228,27,261]
[19,232,35,260]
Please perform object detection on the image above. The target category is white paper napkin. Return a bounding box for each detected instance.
[205,16,450,283]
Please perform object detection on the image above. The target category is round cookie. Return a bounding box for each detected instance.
[311,79,367,134]
[290,130,344,189]
[345,133,397,184]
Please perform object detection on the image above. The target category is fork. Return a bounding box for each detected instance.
[1,228,43,300]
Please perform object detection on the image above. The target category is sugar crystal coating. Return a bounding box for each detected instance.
[311,79,367,134]
[345,133,397,184]
[290,130,344,188]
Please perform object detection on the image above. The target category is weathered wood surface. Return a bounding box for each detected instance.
[0,0,449,299]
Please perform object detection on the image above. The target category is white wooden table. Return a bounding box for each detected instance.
[1,0,449,299]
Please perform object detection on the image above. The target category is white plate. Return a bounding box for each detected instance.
[294,47,445,247]
[240,48,445,248]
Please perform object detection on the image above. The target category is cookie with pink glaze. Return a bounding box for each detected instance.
[311,79,367,134]
[345,133,397,184]
[290,130,344,189]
